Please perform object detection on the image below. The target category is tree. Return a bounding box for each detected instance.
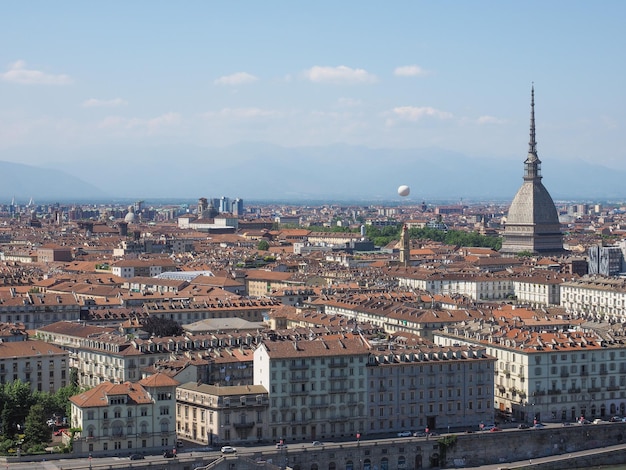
[142,316,183,337]
[24,403,50,448]
[3,380,35,435]
[257,239,270,251]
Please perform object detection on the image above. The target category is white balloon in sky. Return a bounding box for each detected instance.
[397,185,410,197]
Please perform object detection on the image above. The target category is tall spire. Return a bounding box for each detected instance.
[528,84,537,157]
[524,84,541,181]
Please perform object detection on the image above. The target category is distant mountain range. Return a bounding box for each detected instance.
[0,160,106,202]
[1,143,625,203]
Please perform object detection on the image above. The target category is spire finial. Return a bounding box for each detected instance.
[528,84,537,156]
[523,84,542,181]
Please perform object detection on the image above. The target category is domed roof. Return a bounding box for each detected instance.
[124,205,137,223]
[506,180,559,226]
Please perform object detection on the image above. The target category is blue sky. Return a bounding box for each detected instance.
[1,1,625,171]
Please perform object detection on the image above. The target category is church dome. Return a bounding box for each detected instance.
[124,205,137,223]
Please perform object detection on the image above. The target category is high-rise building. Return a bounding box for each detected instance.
[500,87,564,255]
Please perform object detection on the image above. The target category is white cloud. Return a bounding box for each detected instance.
[304,65,377,84]
[391,106,453,121]
[214,72,258,85]
[337,97,362,107]
[0,60,72,85]
[394,65,429,77]
[98,112,181,133]
[476,115,505,125]
[202,107,279,119]
[82,98,128,108]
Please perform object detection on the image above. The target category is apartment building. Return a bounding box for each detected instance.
[254,334,371,443]
[142,297,277,324]
[111,259,178,279]
[175,382,269,446]
[70,373,179,456]
[0,291,80,329]
[435,324,626,423]
[366,344,495,433]
[0,339,69,392]
[394,269,562,306]
[245,270,306,297]
[561,276,626,320]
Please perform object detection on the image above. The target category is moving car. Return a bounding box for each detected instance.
[517,423,530,429]
[221,446,237,454]
[163,450,176,458]
[312,441,323,446]
[276,443,288,449]
[397,431,412,437]
[129,454,144,460]
[489,426,502,432]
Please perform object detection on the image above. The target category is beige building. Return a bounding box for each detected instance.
[254,334,370,443]
[435,323,626,423]
[0,339,69,393]
[561,276,626,320]
[70,373,179,456]
[175,382,269,446]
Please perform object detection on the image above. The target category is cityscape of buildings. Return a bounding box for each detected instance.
[1,92,626,467]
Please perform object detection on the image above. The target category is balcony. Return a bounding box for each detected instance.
[328,362,348,369]
[607,386,620,391]
[289,363,308,370]
[599,369,608,375]
[547,389,561,395]
[560,372,570,378]
[588,387,601,393]
[290,375,308,382]
[567,388,581,394]
[532,391,546,396]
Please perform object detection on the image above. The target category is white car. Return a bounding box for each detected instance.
[397,431,412,437]
[221,446,237,454]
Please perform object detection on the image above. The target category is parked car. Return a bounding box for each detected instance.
[592,418,605,424]
[489,427,502,432]
[413,431,427,437]
[221,446,237,454]
[481,424,497,431]
[276,443,288,449]
[397,431,412,437]
[163,451,176,458]
[609,416,622,422]
[312,441,323,446]
[130,454,144,460]
[517,423,529,429]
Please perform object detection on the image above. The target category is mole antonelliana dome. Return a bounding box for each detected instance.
[500,87,564,255]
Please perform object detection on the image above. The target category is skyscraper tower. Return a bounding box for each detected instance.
[500,87,564,255]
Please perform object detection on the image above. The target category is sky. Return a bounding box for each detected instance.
[1,1,625,173]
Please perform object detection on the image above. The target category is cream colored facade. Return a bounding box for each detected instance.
[70,374,178,456]
[0,339,69,393]
[561,276,626,320]
[175,383,269,446]
[397,272,561,306]
[435,328,626,423]
[254,337,370,443]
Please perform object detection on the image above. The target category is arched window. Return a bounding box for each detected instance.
[160,420,169,433]
[329,462,336,470]
[345,461,353,470]
[381,457,389,470]
[363,460,371,470]
[398,455,406,468]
